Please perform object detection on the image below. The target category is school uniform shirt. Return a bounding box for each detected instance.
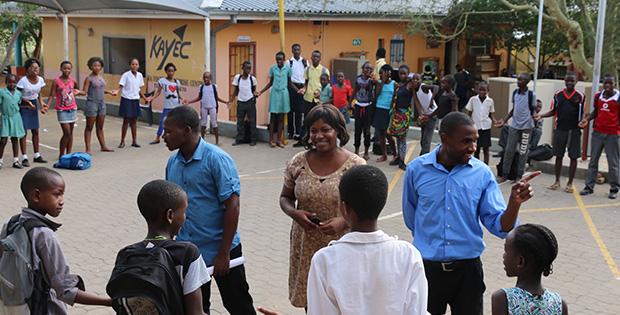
[200,84,218,109]
[289,56,307,84]
[303,64,329,103]
[232,74,257,102]
[133,241,211,295]
[417,83,437,116]
[17,76,45,101]
[319,84,332,103]
[119,70,144,100]
[511,88,536,130]
[166,139,242,265]
[157,77,181,109]
[13,208,84,314]
[593,89,620,135]
[307,230,428,315]
[551,89,585,131]
[403,145,517,262]
[465,95,495,130]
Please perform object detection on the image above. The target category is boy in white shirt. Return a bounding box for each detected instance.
[257,165,428,315]
[466,81,497,165]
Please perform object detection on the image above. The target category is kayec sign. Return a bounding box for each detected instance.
[150,25,191,71]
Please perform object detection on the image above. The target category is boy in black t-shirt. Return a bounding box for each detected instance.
[534,72,585,192]
[113,180,211,314]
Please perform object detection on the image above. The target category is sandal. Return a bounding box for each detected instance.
[376,156,387,162]
[549,183,561,190]
[565,186,574,193]
[277,142,285,148]
[270,141,276,148]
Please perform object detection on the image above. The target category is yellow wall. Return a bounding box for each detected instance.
[42,17,445,125]
[42,17,206,113]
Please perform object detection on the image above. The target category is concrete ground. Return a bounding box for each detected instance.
[0,111,618,314]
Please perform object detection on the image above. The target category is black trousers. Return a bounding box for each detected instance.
[236,99,257,142]
[354,105,372,148]
[288,83,304,137]
[300,100,316,139]
[423,257,485,315]
[201,244,256,315]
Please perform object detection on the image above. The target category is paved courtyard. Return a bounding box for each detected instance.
[0,111,619,314]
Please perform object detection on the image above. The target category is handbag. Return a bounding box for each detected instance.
[387,106,411,137]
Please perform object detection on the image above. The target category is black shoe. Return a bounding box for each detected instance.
[232,140,242,146]
[33,156,48,163]
[610,191,618,199]
[492,151,503,158]
[580,187,594,196]
[118,142,125,148]
[389,158,400,166]
[288,134,294,140]
[12,162,23,169]
[293,134,301,141]
[292,141,304,148]
[131,142,141,148]
[21,159,30,167]
[398,159,407,171]
[250,141,257,146]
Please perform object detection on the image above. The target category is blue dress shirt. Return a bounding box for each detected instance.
[166,139,241,265]
[402,145,517,262]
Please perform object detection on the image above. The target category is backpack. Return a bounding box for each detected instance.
[289,57,308,68]
[512,89,535,112]
[200,84,219,113]
[0,214,48,313]
[305,65,327,82]
[106,240,184,315]
[528,144,553,161]
[53,153,92,170]
[233,74,256,95]
[496,152,520,180]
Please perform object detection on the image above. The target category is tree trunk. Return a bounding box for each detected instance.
[0,26,22,75]
[31,27,42,61]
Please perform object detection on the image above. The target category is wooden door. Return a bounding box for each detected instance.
[229,42,256,121]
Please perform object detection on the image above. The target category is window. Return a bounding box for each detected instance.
[102,36,146,76]
[390,40,405,68]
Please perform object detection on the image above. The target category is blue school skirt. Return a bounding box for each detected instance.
[20,99,40,130]
[118,97,142,118]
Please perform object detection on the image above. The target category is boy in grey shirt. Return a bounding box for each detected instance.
[496,73,537,183]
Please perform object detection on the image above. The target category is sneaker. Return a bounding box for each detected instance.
[12,162,23,169]
[293,134,301,140]
[232,140,242,146]
[580,187,594,196]
[250,141,257,146]
[492,151,504,158]
[21,159,30,167]
[293,141,304,147]
[609,191,618,199]
[389,158,400,166]
[33,156,48,163]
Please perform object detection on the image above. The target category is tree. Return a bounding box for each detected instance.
[0,3,43,61]
[406,0,619,81]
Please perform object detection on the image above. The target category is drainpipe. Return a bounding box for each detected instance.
[55,14,79,84]
[210,15,237,81]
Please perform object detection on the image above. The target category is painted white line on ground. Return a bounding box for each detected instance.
[239,167,286,178]
[25,139,58,151]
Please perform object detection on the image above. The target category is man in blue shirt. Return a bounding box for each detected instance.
[402,112,539,315]
[163,106,255,315]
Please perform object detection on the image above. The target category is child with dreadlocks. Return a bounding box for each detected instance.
[491,223,568,315]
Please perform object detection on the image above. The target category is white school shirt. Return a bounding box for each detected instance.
[307,230,429,315]
[119,70,144,100]
[417,83,437,115]
[465,95,495,130]
[200,84,218,109]
[289,56,307,84]
[17,76,46,101]
[232,74,257,102]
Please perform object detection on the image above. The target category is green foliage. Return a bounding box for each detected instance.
[0,3,42,59]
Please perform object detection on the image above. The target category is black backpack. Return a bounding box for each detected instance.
[106,240,184,315]
[528,144,553,161]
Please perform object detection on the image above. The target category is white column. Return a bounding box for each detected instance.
[63,14,69,61]
[205,17,211,72]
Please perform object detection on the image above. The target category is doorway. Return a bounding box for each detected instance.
[229,42,256,121]
[103,37,146,76]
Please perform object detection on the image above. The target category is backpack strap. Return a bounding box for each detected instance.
[250,75,256,94]
[7,214,47,234]
[175,79,181,104]
[200,84,204,96]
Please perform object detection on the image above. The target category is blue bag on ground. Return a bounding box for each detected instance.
[53,153,92,170]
